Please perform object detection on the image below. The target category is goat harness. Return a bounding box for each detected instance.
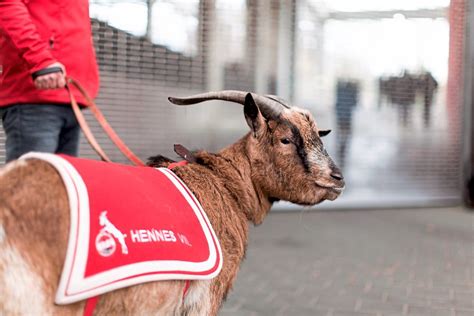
[19,153,222,314]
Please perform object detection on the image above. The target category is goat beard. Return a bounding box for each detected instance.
[324,190,341,201]
[281,186,334,206]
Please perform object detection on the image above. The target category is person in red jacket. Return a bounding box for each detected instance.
[0,0,99,162]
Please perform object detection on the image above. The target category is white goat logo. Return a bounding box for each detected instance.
[99,211,129,255]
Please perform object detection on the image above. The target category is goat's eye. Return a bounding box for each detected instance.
[280,138,291,145]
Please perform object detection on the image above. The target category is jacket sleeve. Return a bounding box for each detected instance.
[0,0,57,74]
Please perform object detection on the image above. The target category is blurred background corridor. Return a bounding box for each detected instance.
[1,0,471,207]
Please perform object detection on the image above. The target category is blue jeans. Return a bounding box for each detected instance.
[1,104,80,162]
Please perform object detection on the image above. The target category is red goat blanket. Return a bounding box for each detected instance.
[20,153,222,304]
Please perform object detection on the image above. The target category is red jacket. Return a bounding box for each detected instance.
[0,0,99,107]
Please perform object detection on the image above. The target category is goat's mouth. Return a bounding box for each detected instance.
[315,182,345,195]
[318,184,344,201]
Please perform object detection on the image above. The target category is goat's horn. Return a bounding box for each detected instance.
[168,90,290,119]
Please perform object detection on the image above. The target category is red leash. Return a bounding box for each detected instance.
[65,77,145,166]
[65,78,191,315]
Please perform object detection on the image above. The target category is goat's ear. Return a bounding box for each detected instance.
[244,93,264,137]
[318,129,331,137]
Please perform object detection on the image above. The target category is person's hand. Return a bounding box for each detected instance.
[33,62,67,89]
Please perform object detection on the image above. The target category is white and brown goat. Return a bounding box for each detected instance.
[0,91,344,315]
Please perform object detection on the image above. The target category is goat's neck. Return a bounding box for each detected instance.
[216,135,272,224]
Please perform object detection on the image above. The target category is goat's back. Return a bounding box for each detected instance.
[0,159,214,315]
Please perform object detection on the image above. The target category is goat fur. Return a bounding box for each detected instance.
[0,93,344,315]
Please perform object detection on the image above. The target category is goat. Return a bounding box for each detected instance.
[0,91,344,315]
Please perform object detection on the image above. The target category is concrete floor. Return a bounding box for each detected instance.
[221,207,473,316]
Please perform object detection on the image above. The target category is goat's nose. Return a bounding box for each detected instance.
[330,171,344,181]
